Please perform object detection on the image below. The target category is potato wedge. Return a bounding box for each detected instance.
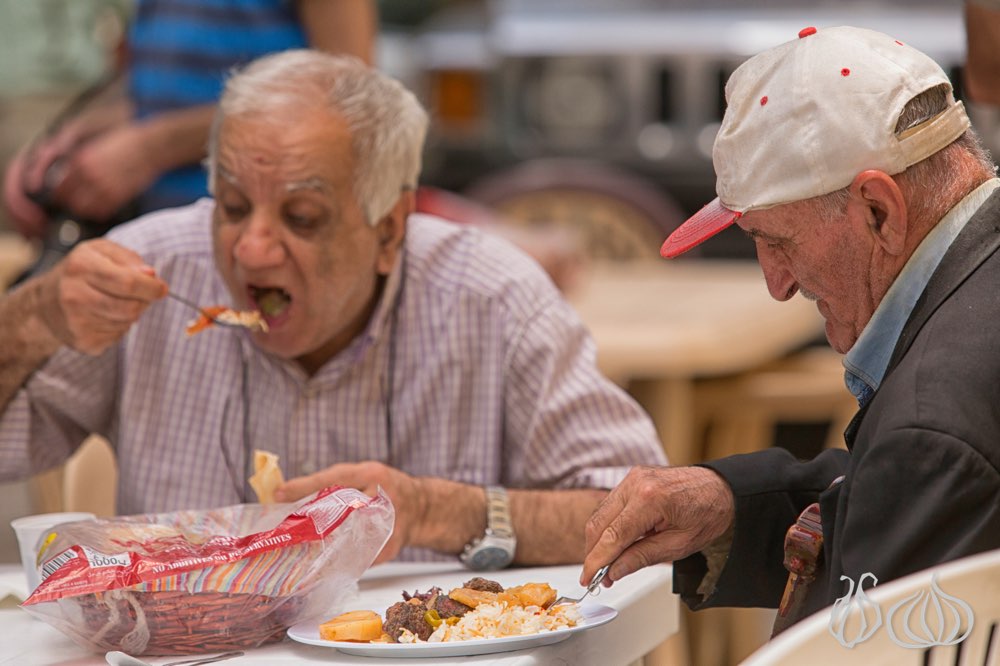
[448,587,499,608]
[319,609,384,642]
[499,582,557,608]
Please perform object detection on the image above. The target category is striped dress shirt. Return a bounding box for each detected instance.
[0,199,667,559]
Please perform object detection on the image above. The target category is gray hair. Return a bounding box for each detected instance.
[207,50,429,224]
[806,84,997,223]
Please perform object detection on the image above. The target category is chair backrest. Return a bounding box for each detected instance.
[62,435,116,517]
[741,548,1000,666]
[25,435,117,519]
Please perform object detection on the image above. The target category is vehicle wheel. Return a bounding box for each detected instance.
[463,158,691,261]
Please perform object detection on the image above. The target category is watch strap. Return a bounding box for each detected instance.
[484,485,513,538]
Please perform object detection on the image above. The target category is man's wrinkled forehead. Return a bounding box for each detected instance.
[217,162,335,196]
[214,115,354,197]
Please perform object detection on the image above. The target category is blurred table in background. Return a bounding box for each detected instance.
[568,260,826,467]
[0,233,33,289]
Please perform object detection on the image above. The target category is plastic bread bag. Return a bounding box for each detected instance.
[20,486,394,656]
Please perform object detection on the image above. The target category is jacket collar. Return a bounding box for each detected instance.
[844,186,1000,449]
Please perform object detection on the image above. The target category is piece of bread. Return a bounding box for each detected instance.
[248,450,285,504]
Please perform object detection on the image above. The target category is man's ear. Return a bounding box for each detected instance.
[847,170,908,256]
[374,189,415,275]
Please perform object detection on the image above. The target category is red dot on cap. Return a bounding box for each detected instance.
[841,68,851,77]
[760,96,768,106]
[798,26,817,38]
[895,40,904,46]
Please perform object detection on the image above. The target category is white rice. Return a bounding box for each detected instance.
[398,601,581,643]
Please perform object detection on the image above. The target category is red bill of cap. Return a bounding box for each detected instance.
[660,197,742,258]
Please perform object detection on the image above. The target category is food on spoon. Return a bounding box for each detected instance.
[185,305,269,335]
[322,578,579,644]
[319,610,385,642]
[248,450,285,504]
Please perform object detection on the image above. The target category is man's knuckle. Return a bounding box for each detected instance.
[601,521,625,546]
[635,481,661,503]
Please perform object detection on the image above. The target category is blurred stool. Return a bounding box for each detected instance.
[695,346,856,461]
[684,346,857,665]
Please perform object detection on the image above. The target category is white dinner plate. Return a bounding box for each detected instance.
[287,603,618,659]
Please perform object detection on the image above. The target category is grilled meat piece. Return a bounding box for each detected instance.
[430,594,472,619]
[383,599,434,642]
[402,586,441,603]
[463,576,504,593]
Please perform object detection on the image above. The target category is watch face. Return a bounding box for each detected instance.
[467,546,514,571]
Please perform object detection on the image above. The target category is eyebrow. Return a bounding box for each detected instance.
[217,164,239,186]
[743,227,784,243]
[285,177,332,194]
[215,166,332,195]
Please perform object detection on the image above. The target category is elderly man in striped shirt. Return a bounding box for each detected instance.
[0,51,665,568]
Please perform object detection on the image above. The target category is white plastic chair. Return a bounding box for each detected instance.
[741,548,1000,666]
[26,434,117,518]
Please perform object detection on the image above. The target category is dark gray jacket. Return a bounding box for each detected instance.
[675,188,1000,617]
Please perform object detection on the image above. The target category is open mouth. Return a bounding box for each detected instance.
[250,286,292,318]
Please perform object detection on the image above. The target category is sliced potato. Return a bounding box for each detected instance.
[319,609,384,642]
[448,587,499,608]
[499,582,557,608]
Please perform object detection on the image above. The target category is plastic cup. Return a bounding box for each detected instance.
[10,512,96,593]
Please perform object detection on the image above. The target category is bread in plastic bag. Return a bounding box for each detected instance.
[20,485,394,656]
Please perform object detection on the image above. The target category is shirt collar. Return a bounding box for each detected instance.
[363,244,407,345]
[843,178,1000,404]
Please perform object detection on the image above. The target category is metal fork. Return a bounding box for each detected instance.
[551,565,610,608]
[166,291,244,329]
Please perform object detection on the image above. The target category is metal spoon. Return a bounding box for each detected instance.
[105,650,243,666]
[165,292,247,329]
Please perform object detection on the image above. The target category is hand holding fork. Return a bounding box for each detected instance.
[551,565,610,608]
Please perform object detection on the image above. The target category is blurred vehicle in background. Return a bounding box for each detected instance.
[378,0,997,259]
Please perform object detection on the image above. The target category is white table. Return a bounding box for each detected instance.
[568,260,826,465]
[0,561,677,665]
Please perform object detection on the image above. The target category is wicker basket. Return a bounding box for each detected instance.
[73,589,303,655]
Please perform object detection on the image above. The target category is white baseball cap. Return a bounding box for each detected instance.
[660,25,971,258]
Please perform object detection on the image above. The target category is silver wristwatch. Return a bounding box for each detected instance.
[459,486,517,570]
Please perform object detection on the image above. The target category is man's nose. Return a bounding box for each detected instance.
[234,215,285,267]
[757,247,798,302]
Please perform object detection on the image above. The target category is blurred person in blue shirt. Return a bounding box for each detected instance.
[2,0,376,242]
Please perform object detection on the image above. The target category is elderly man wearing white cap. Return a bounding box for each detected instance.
[580,25,1000,623]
